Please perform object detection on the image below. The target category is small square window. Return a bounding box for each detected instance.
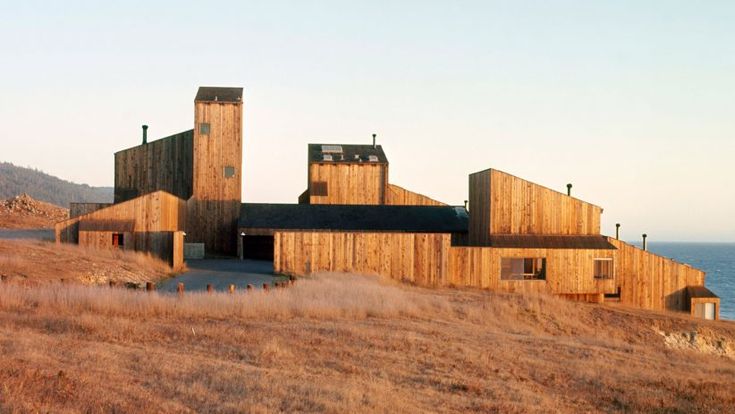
[593,258,614,279]
[199,123,210,135]
[224,166,235,178]
[311,181,328,196]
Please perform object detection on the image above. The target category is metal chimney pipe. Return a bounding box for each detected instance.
[615,223,620,240]
[142,125,148,145]
[566,183,572,196]
[372,133,376,149]
[642,233,648,251]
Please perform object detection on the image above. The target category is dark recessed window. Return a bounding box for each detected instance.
[500,258,546,280]
[224,166,235,178]
[311,181,328,196]
[593,258,614,279]
[199,123,210,135]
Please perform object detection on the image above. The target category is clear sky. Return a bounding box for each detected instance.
[1,1,733,241]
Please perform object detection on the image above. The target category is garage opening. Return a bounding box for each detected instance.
[242,235,274,261]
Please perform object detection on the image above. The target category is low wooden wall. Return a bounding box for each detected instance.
[275,231,709,311]
[274,232,451,286]
[608,238,705,312]
[448,246,616,295]
[78,230,184,269]
[274,231,616,294]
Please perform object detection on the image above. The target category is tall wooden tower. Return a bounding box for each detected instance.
[187,87,243,255]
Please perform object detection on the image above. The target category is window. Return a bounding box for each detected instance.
[311,181,328,196]
[199,123,210,135]
[112,233,124,248]
[224,166,236,178]
[501,258,546,280]
[593,258,614,279]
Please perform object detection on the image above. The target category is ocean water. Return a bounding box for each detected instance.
[629,242,735,320]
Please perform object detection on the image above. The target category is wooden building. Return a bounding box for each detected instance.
[56,191,186,269]
[186,87,243,255]
[272,165,719,319]
[300,143,445,206]
[57,86,243,263]
[53,85,720,320]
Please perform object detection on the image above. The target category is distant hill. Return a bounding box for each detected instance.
[0,162,113,207]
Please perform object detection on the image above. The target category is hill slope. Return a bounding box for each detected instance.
[0,162,112,207]
[0,270,732,413]
[0,194,69,229]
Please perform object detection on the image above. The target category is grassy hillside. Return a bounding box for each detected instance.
[0,271,732,413]
[0,240,173,284]
[0,162,112,207]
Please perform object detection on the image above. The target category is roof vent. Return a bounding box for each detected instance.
[353,154,361,162]
[321,145,343,154]
[368,155,379,162]
[323,154,333,161]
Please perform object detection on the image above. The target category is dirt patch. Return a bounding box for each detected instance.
[655,326,735,359]
[0,193,68,229]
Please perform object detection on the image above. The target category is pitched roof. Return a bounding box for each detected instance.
[195,87,243,103]
[308,144,388,164]
[483,235,616,249]
[687,285,719,299]
[239,203,468,233]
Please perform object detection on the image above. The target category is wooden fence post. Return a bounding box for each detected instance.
[263,283,269,292]
[146,282,155,291]
[246,284,253,292]
[229,284,236,294]
[206,284,213,294]
[177,283,185,296]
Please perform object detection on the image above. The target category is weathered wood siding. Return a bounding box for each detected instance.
[274,231,616,295]
[307,163,387,205]
[187,100,243,255]
[70,203,113,219]
[608,238,705,312]
[469,169,602,244]
[55,191,186,267]
[385,184,446,206]
[114,130,193,203]
[448,246,616,295]
[78,230,184,268]
[274,232,451,286]
[274,231,707,312]
[73,191,185,233]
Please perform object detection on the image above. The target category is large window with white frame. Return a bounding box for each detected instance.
[593,258,614,279]
[500,258,546,280]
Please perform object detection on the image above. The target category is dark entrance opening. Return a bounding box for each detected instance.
[112,233,125,248]
[242,235,274,261]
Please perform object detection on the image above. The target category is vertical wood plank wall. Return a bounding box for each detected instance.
[385,184,446,206]
[608,238,705,312]
[308,163,387,205]
[448,246,616,295]
[469,169,602,243]
[70,203,113,219]
[275,231,706,312]
[274,232,451,286]
[55,191,186,267]
[187,100,243,255]
[113,130,194,203]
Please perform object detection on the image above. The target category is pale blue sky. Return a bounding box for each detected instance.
[1,1,733,241]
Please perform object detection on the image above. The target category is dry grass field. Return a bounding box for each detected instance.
[0,272,733,413]
[0,240,174,285]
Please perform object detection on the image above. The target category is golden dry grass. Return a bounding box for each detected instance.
[0,273,733,413]
[0,240,175,285]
